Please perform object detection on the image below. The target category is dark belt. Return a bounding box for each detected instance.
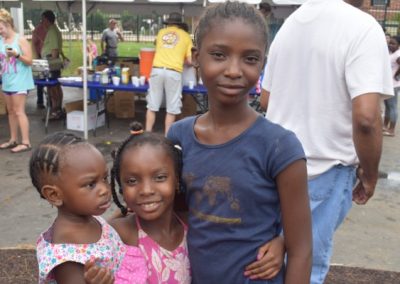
[153,66,179,73]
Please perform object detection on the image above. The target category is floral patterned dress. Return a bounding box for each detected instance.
[136,215,191,284]
[36,216,125,284]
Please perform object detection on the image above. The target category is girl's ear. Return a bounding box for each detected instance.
[41,185,63,207]
[191,46,200,68]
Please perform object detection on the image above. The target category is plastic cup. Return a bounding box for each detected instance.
[112,76,120,86]
[131,76,139,87]
[139,76,146,85]
[188,80,195,89]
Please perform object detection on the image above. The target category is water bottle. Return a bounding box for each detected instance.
[92,58,98,71]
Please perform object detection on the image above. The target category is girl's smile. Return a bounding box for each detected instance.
[193,18,266,104]
[120,144,177,221]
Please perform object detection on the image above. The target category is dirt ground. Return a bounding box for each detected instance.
[0,87,399,283]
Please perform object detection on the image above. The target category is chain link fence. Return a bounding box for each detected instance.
[364,0,400,35]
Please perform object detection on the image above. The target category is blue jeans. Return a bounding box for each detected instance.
[308,165,356,284]
[384,87,399,124]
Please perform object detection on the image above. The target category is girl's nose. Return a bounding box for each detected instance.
[139,180,155,196]
[98,182,110,196]
[224,58,242,78]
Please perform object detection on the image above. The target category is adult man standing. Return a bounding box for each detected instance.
[145,13,192,134]
[260,0,393,283]
[32,17,47,109]
[41,10,64,120]
[101,19,124,60]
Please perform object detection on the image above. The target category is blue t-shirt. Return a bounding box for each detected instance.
[0,34,34,92]
[167,115,305,284]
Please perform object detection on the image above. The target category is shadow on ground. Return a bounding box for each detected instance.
[1,249,399,284]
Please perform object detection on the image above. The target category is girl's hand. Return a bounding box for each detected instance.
[5,48,16,58]
[243,235,285,280]
[84,259,114,284]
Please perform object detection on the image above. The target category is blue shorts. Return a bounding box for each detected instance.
[3,91,28,96]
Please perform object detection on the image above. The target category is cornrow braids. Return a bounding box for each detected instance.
[111,121,183,215]
[194,1,267,50]
[29,132,85,198]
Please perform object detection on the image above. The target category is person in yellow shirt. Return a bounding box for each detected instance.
[145,12,192,135]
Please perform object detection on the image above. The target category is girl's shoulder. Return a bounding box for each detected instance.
[36,216,126,282]
[51,216,103,244]
[109,214,139,246]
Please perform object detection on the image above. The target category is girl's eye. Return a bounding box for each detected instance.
[126,178,137,185]
[245,56,260,64]
[210,51,225,60]
[86,182,96,190]
[155,175,167,182]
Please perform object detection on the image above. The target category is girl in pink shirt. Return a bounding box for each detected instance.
[86,121,191,284]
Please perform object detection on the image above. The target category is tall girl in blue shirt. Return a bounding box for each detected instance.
[167,2,312,283]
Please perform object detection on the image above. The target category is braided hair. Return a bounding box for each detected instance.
[194,1,267,50]
[111,121,183,216]
[29,132,86,198]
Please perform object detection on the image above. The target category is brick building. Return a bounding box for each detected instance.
[363,0,400,34]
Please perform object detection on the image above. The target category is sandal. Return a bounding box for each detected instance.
[10,143,32,153]
[383,130,395,137]
[0,141,18,150]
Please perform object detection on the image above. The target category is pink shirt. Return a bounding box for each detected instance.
[114,215,191,284]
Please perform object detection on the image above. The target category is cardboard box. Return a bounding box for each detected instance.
[177,95,197,120]
[65,100,105,131]
[107,95,115,113]
[64,100,84,113]
[64,100,104,114]
[67,110,105,131]
[114,91,135,118]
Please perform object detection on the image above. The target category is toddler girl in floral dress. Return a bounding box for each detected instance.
[30,132,125,283]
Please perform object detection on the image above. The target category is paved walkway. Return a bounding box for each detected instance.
[0,88,399,275]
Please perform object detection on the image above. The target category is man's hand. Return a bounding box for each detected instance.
[352,166,377,205]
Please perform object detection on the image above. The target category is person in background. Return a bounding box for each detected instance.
[41,10,64,120]
[145,12,192,135]
[260,0,393,283]
[0,9,34,153]
[259,2,284,53]
[32,16,47,109]
[101,19,124,61]
[383,35,400,137]
[87,38,98,69]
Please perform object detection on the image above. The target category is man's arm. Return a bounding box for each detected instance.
[116,29,124,42]
[101,31,106,54]
[352,93,382,204]
[260,89,270,112]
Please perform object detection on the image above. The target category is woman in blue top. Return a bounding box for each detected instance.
[167,2,312,283]
[0,8,34,153]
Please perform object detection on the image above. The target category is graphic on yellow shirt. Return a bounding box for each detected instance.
[162,32,180,49]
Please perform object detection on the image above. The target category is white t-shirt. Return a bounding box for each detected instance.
[390,49,400,88]
[262,0,393,178]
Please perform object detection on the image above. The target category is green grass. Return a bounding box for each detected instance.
[61,41,154,76]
